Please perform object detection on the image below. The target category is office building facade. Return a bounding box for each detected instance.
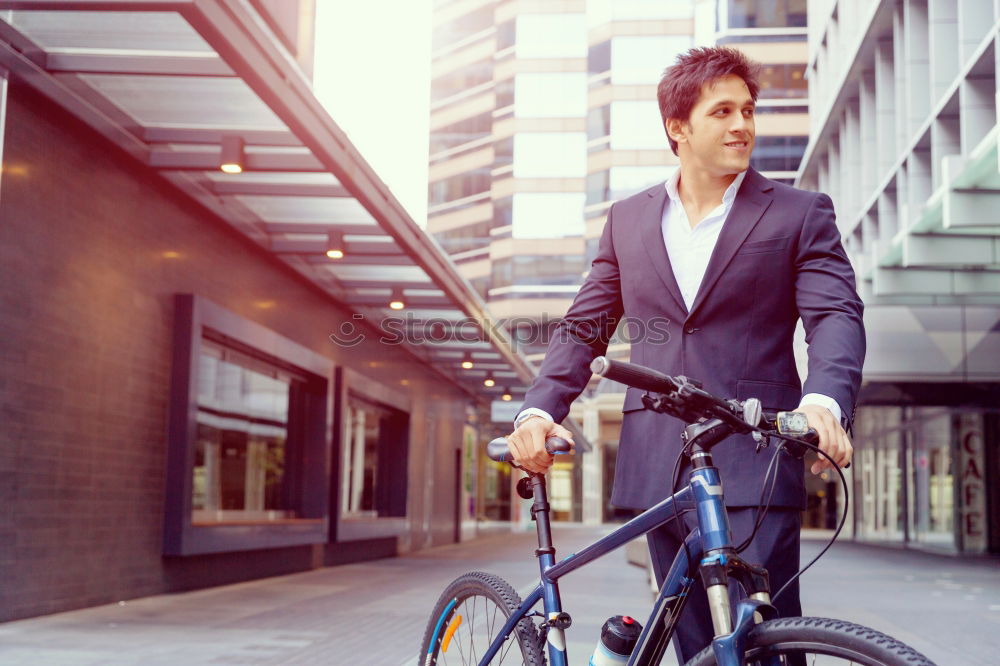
[796,0,1000,553]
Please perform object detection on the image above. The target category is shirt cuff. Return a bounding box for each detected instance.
[797,393,843,424]
[514,407,554,427]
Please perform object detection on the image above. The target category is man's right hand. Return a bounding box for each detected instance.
[506,416,575,475]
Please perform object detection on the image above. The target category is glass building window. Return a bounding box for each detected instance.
[609,165,673,200]
[494,136,513,167]
[341,394,409,518]
[514,72,587,118]
[758,63,808,99]
[588,0,694,23]
[494,195,512,228]
[165,294,331,556]
[490,253,585,289]
[513,132,586,178]
[909,408,955,548]
[610,100,665,150]
[587,104,610,139]
[495,78,514,109]
[431,61,492,102]
[429,112,492,155]
[611,35,692,85]
[586,170,609,206]
[726,0,807,29]
[496,19,515,50]
[589,40,611,74]
[432,6,493,50]
[511,192,585,238]
[515,14,587,59]
[434,219,492,254]
[193,340,297,522]
[750,136,807,172]
[428,167,492,205]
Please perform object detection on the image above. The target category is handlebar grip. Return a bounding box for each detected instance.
[590,356,676,394]
[486,436,573,463]
[782,428,820,459]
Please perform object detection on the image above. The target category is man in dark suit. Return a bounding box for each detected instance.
[504,47,865,662]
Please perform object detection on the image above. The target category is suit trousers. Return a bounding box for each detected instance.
[646,506,803,664]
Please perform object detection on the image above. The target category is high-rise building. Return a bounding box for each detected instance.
[429,0,816,522]
[796,0,999,554]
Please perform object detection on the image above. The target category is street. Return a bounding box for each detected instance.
[0,525,996,665]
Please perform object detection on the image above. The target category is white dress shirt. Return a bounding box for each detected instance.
[516,170,842,427]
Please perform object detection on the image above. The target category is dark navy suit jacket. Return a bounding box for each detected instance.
[521,168,865,509]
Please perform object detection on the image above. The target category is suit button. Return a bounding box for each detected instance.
[685,327,699,334]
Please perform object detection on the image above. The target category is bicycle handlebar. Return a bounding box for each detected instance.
[591,356,823,455]
[486,436,573,463]
[590,356,678,394]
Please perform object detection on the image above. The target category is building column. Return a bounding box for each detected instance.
[581,401,603,525]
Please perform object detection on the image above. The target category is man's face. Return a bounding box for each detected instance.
[668,74,755,176]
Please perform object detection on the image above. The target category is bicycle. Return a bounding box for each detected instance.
[418,356,936,665]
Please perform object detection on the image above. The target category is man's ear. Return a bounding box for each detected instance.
[665,118,688,147]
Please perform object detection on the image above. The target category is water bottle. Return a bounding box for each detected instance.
[589,615,643,665]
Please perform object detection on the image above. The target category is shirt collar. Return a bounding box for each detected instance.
[664,168,748,205]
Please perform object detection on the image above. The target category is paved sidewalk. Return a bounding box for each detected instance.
[0,525,996,664]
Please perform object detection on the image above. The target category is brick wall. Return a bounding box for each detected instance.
[0,82,469,621]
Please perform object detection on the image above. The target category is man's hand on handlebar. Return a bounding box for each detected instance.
[797,404,853,474]
[506,416,575,475]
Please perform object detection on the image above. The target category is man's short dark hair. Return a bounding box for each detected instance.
[657,46,761,155]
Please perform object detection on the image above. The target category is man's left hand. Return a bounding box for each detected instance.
[797,404,852,474]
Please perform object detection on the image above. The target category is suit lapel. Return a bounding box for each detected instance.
[638,185,687,314]
[686,169,774,321]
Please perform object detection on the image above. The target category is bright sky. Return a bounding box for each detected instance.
[312,0,434,227]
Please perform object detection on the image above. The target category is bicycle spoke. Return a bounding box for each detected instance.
[469,597,479,664]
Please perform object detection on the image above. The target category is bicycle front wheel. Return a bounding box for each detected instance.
[419,571,546,666]
[685,616,936,665]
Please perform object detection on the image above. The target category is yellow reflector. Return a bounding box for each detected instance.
[441,614,463,652]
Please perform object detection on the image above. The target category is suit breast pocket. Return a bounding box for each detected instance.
[736,236,791,256]
[736,380,801,411]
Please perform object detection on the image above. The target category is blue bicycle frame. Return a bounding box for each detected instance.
[470,435,780,666]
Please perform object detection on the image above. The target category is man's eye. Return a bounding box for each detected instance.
[743,109,755,117]
[714,108,728,116]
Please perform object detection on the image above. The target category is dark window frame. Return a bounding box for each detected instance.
[164,294,333,556]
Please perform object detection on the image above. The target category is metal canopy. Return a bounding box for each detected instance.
[0,0,537,402]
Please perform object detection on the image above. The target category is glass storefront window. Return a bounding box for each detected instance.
[611,35,692,85]
[193,340,293,522]
[515,14,587,59]
[513,132,586,178]
[910,408,954,548]
[341,394,409,518]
